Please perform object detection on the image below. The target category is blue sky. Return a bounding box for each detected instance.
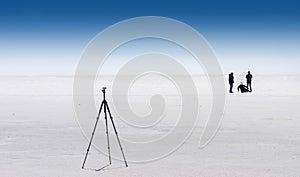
[0,0,299,75]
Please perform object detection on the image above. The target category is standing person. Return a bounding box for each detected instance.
[246,71,253,92]
[228,72,234,93]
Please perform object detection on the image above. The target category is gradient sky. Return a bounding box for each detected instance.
[0,0,299,75]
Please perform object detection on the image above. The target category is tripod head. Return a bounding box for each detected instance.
[102,87,107,100]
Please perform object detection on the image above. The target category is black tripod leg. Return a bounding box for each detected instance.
[106,104,128,167]
[104,102,112,165]
[82,101,104,169]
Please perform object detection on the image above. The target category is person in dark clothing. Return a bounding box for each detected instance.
[246,71,253,92]
[228,72,234,93]
[237,82,250,93]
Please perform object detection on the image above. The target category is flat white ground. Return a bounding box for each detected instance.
[0,75,299,177]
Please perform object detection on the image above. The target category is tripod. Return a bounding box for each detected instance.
[82,87,128,170]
